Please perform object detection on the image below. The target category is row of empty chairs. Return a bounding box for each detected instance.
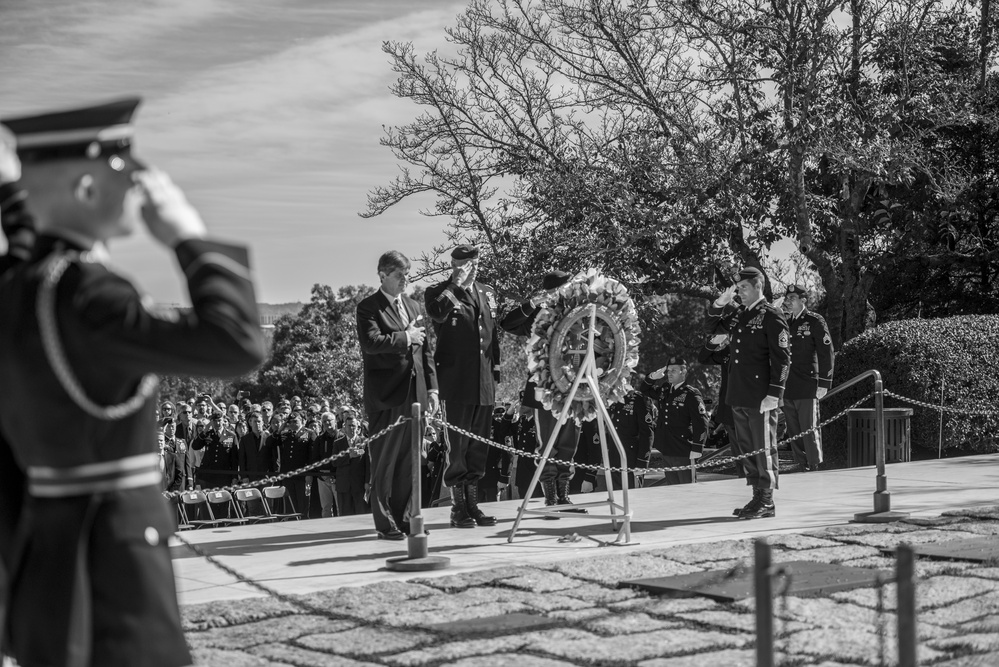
[177,486,300,530]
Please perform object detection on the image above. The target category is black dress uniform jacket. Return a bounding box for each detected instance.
[784,309,835,400]
[642,380,709,457]
[721,299,791,408]
[425,278,500,405]
[0,235,264,667]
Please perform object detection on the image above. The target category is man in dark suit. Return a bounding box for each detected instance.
[0,98,265,667]
[238,411,278,483]
[331,409,370,516]
[357,250,438,540]
[425,245,500,528]
[709,267,791,519]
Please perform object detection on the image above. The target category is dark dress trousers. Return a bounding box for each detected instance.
[425,278,500,485]
[357,290,437,534]
[0,235,264,667]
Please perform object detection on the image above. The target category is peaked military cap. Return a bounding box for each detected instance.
[2,97,144,168]
[785,284,807,297]
[737,266,764,282]
[451,244,479,260]
[542,270,571,291]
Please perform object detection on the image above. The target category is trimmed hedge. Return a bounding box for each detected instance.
[823,314,999,463]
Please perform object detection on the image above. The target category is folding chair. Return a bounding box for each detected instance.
[205,489,249,527]
[179,490,225,528]
[175,501,196,531]
[234,487,278,524]
[262,485,301,521]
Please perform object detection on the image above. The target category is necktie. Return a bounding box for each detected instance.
[396,296,409,326]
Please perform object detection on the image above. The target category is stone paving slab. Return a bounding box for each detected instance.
[180,500,999,667]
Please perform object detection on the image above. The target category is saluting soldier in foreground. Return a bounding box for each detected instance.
[0,98,265,667]
[781,285,835,470]
[709,267,791,519]
[425,245,501,528]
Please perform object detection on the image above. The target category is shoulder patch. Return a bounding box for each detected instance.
[778,329,789,348]
[823,334,832,346]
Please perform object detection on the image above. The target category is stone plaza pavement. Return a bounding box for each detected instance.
[175,455,999,666]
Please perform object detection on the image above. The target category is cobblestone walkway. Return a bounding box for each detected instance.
[182,506,999,666]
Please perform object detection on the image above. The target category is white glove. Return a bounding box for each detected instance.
[816,387,828,399]
[760,396,779,413]
[689,450,702,460]
[580,480,595,494]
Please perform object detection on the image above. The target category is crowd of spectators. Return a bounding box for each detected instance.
[156,376,717,524]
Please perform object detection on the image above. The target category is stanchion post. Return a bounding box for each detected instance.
[897,544,917,667]
[385,403,450,572]
[755,538,774,667]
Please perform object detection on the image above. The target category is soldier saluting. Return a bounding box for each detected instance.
[0,98,265,667]
[709,267,790,519]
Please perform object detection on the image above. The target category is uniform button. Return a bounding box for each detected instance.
[734,359,739,363]
[755,375,759,379]
[144,527,160,546]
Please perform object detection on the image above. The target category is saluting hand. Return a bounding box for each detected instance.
[133,168,207,247]
[715,284,737,307]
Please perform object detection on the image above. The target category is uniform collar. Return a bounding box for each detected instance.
[745,295,766,311]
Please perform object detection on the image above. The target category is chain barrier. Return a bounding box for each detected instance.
[883,389,999,417]
[162,417,411,500]
[427,393,872,476]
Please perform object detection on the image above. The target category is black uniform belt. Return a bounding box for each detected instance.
[27,453,162,498]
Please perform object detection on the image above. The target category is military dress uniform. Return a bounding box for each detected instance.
[782,304,834,468]
[0,98,265,667]
[275,426,314,517]
[719,293,791,499]
[642,379,708,485]
[425,248,501,527]
[0,236,264,667]
[192,424,238,490]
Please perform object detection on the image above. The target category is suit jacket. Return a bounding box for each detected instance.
[356,290,437,415]
[425,278,500,405]
[332,431,370,493]
[238,431,278,476]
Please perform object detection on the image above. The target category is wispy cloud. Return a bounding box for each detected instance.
[1,0,469,303]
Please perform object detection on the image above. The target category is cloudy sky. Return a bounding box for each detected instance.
[0,0,466,304]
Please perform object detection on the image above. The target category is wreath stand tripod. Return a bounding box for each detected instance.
[507,304,633,544]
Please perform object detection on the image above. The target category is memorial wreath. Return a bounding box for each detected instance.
[525,269,641,423]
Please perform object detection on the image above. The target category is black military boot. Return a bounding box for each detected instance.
[556,479,587,513]
[541,479,560,520]
[740,489,776,520]
[733,488,762,517]
[464,484,497,526]
[449,486,476,528]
